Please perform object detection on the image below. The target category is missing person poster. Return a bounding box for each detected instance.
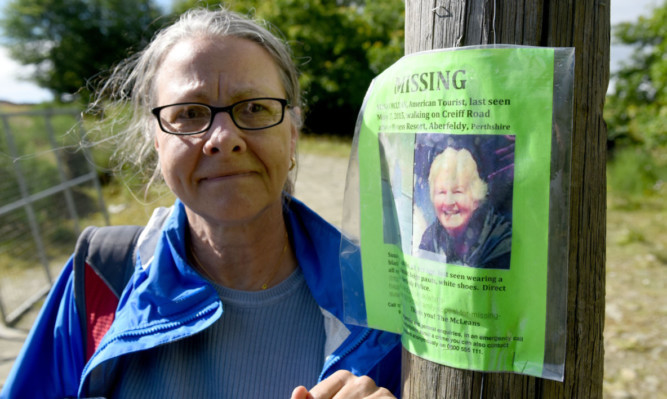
[340,46,574,381]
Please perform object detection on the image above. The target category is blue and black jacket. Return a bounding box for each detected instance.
[1,198,401,398]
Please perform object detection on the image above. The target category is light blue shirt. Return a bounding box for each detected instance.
[110,268,325,398]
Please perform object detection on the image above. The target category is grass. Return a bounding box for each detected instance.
[298,133,352,158]
[97,179,176,226]
[607,146,667,204]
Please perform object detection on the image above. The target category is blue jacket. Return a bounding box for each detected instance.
[1,198,401,398]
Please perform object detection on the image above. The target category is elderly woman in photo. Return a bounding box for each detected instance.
[419,147,512,269]
[1,8,400,399]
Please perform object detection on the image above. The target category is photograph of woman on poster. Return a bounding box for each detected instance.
[416,136,513,269]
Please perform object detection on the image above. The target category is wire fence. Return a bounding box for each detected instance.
[0,108,109,326]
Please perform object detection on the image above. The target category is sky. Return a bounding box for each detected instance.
[0,0,661,103]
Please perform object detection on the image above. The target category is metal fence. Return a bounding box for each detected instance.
[0,108,109,326]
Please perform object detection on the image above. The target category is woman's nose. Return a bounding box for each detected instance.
[202,112,246,155]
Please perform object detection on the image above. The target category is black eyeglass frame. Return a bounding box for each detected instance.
[151,97,290,135]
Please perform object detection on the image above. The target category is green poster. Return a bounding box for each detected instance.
[340,46,574,381]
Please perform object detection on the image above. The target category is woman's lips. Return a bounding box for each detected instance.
[440,207,460,216]
[200,171,255,182]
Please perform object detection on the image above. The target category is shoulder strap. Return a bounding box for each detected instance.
[73,225,144,361]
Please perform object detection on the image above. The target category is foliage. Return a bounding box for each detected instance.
[0,0,404,134]
[173,0,405,136]
[0,0,165,102]
[607,146,667,199]
[605,1,667,150]
[605,1,667,196]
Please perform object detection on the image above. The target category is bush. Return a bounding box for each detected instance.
[608,146,667,199]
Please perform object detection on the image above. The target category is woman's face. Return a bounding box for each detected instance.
[154,36,297,225]
[431,168,480,238]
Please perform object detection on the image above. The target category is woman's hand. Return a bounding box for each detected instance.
[290,370,396,399]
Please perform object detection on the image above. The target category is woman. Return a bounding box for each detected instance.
[1,8,400,399]
[419,147,512,269]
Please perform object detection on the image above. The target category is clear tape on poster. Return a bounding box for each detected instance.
[339,45,574,381]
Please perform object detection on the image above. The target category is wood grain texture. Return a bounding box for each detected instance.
[402,1,609,397]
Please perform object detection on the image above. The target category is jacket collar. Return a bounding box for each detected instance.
[102,197,352,357]
[133,197,350,319]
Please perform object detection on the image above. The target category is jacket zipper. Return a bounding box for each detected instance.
[79,301,220,395]
[318,328,372,382]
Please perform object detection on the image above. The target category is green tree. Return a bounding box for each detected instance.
[173,0,404,136]
[605,1,667,195]
[0,0,165,102]
[606,1,667,151]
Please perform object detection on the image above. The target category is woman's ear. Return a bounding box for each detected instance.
[289,106,301,153]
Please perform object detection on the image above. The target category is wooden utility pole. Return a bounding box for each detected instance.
[401,1,608,398]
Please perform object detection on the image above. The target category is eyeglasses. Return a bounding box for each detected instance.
[151,97,289,135]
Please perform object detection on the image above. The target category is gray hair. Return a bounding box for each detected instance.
[428,147,488,203]
[87,7,302,193]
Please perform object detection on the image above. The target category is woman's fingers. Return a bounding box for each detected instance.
[302,370,395,399]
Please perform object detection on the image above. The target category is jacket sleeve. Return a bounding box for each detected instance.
[0,259,86,399]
